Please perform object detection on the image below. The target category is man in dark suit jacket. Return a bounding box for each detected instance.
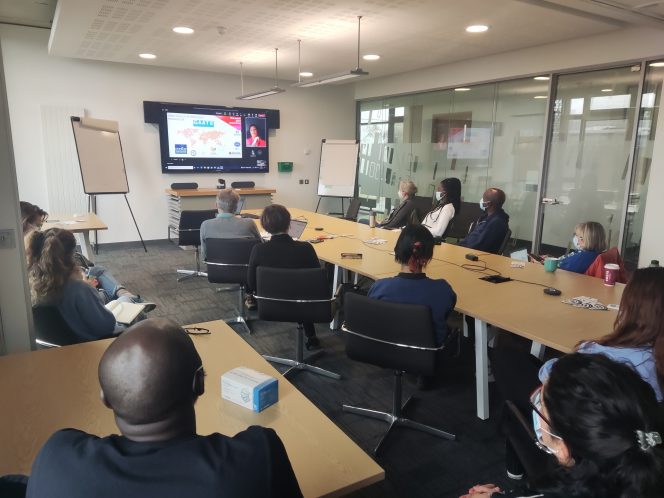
[460,187,510,254]
[248,205,322,349]
[377,180,418,229]
[27,319,302,498]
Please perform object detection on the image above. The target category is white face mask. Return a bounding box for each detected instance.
[398,190,404,200]
[572,235,581,250]
[479,197,488,211]
[435,191,443,201]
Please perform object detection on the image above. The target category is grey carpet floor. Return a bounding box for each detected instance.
[95,239,518,498]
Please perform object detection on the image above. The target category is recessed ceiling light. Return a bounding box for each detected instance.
[139,53,156,59]
[534,95,548,99]
[299,71,313,78]
[601,88,612,92]
[533,76,549,81]
[363,54,380,61]
[173,26,194,34]
[454,87,471,92]
[465,24,489,33]
[649,62,664,67]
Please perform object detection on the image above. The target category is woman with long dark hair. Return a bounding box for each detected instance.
[26,228,121,342]
[368,224,456,346]
[421,177,461,238]
[463,353,664,497]
[539,266,664,400]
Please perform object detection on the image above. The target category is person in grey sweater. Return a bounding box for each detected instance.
[26,228,124,343]
[199,189,261,261]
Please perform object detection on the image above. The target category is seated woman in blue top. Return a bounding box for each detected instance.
[539,266,664,401]
[368,224,456,346]
[26,228,126,343]
[554,221,607,274]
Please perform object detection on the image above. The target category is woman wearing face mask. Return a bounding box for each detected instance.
[421,178,461,238]
[556,221,607,274]
[377,180,418,230]
[462,353,664,498]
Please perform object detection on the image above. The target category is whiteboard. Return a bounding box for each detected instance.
[71,116,129,194]
[317,139,359,198]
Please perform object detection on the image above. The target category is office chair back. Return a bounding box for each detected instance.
[498,228,512,256]
[177,210,216,246]
[444,201,483,240]
[409,195,435,224]
[344,198,361,221]
[343,293,438,376]
[256,267,333,324]
[205,238,262,284]
[32,305,84,347]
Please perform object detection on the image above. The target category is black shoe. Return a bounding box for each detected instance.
[305,336,320,350]
[245,295,257,310]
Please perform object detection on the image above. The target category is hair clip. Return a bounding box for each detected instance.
[636,430,662,451]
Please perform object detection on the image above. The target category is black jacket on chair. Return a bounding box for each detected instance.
[378,198,416,229]
[247,234,319,292]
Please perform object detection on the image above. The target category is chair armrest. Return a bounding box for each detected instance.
[254,295,336,304]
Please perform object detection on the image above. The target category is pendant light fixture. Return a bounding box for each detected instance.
[293,16,368,88]
[237,48,285,100]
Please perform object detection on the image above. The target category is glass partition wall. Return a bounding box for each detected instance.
[357,61,662,268]
[358,77,548,250]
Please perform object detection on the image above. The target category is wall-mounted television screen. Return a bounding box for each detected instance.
[153,102,272,173]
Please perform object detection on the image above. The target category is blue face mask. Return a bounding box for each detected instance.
[479,197,487,211]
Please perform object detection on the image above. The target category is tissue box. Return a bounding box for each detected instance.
[221,367,278,412]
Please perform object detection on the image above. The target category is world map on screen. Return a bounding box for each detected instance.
[167,112,242,159]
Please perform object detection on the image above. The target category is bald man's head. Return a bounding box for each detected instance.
[99,319,203,426]
[483,188,506,209]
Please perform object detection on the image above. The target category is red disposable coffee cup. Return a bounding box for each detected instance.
[604,263,620,286]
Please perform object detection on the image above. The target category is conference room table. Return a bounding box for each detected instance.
[251,208,625,419]
[0,320,384,498]
[42,212,107,263]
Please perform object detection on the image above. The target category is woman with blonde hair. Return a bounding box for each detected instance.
[26,228,122,342]
[377,180,418,230]
[555,221,607,273]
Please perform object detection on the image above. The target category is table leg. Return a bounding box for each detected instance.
[475,318,489,420]
[330,264,342,330]
[530,341,546,360]
[76,231,94,264]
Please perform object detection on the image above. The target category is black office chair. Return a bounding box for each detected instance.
[343,198,362,221]
[176,209,216,282]
[255,267,340,380]
[498,228,513,256]
[205,237,262,334]
[444,201,484,240]
[409,195,435,224]
[32,305,113,348]
[341,293,456,455]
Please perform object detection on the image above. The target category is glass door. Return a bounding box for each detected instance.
[537,65,643,256]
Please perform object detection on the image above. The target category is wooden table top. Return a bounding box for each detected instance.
[0,320,384,497]
[248,208,624,354]
[166,187,276,197]
[42,212,108,232]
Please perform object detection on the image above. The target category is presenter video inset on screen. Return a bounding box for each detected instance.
[245,118,267,148]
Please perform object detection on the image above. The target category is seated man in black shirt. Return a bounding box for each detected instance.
[459,187,510,254]
[27,318,302,498]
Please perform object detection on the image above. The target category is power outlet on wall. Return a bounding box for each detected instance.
[304,179,309,184]
[299,179,304,184]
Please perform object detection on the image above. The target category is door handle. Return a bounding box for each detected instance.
[541,198,560,205]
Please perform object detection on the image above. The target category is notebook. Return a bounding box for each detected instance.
[288,219,308,240]
[106,300,147,325]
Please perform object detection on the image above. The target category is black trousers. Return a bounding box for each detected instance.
[302,322,316,338]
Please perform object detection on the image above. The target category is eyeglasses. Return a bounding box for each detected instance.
[530,386,563,455]
[184,327,210,335]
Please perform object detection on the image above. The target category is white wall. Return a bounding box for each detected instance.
[356,27,664,266]
[1,25,356,243]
